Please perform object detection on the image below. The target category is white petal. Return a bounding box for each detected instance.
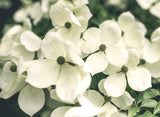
[65,97,104,117]
[151,27,160,41]
[143,42,160,63]
[82,28,101,54]
[86,90,105,107]
[136,0,156,9]
[57,24,81,43]
[106,44,128,66]
[126,49,140,67]
[98,79,107,96]
[144,60,160,78]
[30,2,43,25]
[0,38,12,56]
[0,75,26,99]
[56,64,81,103]
[150,2,160,19]
[18,85,45,116]
[65,42,84,66]
[51,106,71,117]
[104,73,126,97]
[13,8,28,22]
[103,64,121,75]
[86,52,108,75]
[50,89,68,103]
[41,0,49,12]
[20,31,41,52]
[118,12,135,32]
[100,20,121,46]
[127,67,151,91]
[42,31,66,60]
[101,102,118,117]
[10,44,34,62]
[65,106,103,117]
[124,30,146,48]
[78,74,91,95]
[73,5,92,21]
[2,61,17,83]
[50,3,71,26]
[65,8,81,26]
[26,59,59,88]
[111,91,134,109]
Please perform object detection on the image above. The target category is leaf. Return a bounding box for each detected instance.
[141,99,157,108]
[143,88,160,99]
[128,104,139,117]
[18,85,45,116]
[137,92,143,104]
[142,111,153,117]
[153,101,160,115]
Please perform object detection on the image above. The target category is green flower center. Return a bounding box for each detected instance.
[10,65,17,72]
[104,95,111,102]
[65,22,71,29]
[139,59,146,65]
[99,44,106,51]
[57,56,65,65]
[121,66,128,73]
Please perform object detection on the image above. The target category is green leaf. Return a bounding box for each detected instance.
[141,99,157,108]
[128,104,139,117]
[143,88,160,99]
[153,101,160,115]
[142,111,152,117]
[137,92,143,104]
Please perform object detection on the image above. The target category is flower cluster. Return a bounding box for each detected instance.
[0,0,160,117]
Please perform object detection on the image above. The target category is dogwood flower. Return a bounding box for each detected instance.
[82,20,128,75]
[26,31,90,103]
[103,49,151,97]
[51,90,131,117]
[0,58,28,99]
[143,27,160,63]
[49,2,92,42]
[118,12,147,48]
[136,0,160,19]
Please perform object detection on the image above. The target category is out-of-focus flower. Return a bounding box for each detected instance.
[136,0,160,19]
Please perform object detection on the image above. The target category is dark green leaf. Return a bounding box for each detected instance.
[128,104,139,117]
[141,99,157,108]
[143,89,160,99]
[153,101,160,115]
[142,111,152,117]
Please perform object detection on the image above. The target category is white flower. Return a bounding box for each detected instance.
[136,0,160,19]
[0,59,27,99]
[118,12,147,48]
[103,49,151,97]
[143,27,160,63]
[82,21,128,75]
[26,31,90,103]
[51,90,131,117]
[49,2,92,42]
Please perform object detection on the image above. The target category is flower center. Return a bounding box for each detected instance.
[104,95,111,102]
[65,22,71,29]
[57,56,65,65]
[139,59,146,65]
[121,66,128,73]
[99,44,106,51]
[10,65,17,72]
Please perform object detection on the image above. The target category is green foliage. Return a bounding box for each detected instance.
[140,99,157,108]
[153,101,160,115]
[128,104,139,117]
